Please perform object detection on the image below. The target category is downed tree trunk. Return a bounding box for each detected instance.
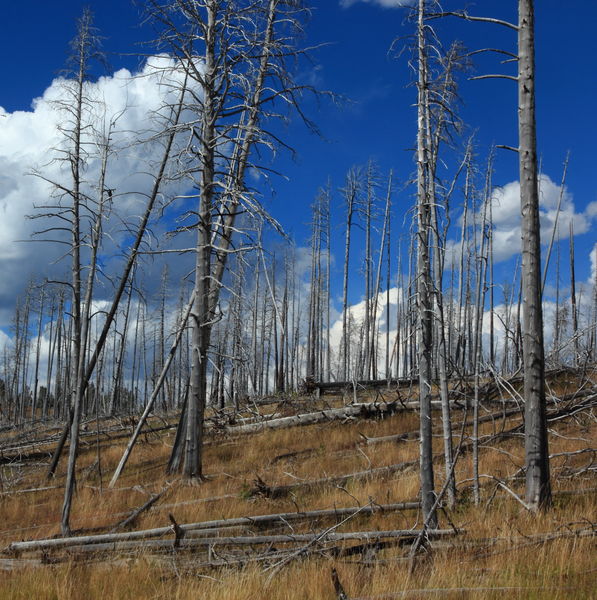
[5,502,421,554]
[8,529,457,556]
[302,377,417,395]
[108,400,423,484]
[223,401,432,436]
[0,423,176,466]
[0,485,62,497]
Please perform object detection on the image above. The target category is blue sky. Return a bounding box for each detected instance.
[0,0,596,323]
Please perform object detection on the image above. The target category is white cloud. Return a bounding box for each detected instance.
[586,201,597,219]
[445,174,596,265]
[0,56,193,327]
[340,0,415,9]
[0,328,10,356]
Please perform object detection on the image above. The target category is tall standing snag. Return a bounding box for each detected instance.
[146,0,321,480]
[518,0,551,510]
[429,0,552,512]
[415,0,437,529]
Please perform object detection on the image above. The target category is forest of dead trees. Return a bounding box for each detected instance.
[0,0,596,547]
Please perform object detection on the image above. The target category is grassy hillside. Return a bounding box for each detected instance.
[1,371,596,599]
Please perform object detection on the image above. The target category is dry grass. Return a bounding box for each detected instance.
[1,383,596,599]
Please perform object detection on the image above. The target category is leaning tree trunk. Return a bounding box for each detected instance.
[518,0,551,511]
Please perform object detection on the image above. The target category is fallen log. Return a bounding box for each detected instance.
[11,529,457,556]
[5,501,421,554]
[0,423,177,466]
[0,485,62,497]
[0,558,47,571]
[224,401,426,436]
[303,377,417,396]
[250,404,596,501]
[350,585,583,599]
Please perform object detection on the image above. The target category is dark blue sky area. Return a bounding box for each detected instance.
[1,1,595,294]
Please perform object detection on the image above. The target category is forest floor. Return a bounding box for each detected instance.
[0,368,595,599]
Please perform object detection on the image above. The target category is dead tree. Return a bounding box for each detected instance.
[569,222,579,366]
[518,0,551,510]
[29,9,102,534]
[361,162,378,380]
[146,0,321,480]
[340,168,361,381]
[414,0,437,529]
[430,0,552,511]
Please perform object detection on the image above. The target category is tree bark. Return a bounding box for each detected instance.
[415,0,437,529]
[518,0,551,510]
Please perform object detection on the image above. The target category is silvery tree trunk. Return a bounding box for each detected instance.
[363,162,375,380]
[60,9,93,535]
[415,0,437,529]
[568,222,578,366]
[472,164,491,505]
[425,48,462,510]
[184,1,217,482]
[163,0,314,478]
[370,174,392,381]
[587,264,597,362]
[518,0,551,510]
[306,198,321,382]
[341,169,359,381]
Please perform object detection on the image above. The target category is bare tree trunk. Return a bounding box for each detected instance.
[518,0,551,511]
[569,222,579,366]
[341,170,359,381]
[587,278,595,361]
[371,173,392,381]
[472,162,491,505]
[61,10,92,534]
[415,0,436,529]
[385,195,392,381]
[32,289,45,420]
[184,2,218,482]
[307,199,321,381]
[325,189,331,382]
[363,163,375,380]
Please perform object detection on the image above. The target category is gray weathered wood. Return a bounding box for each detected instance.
[6,502,421,554]
[8,529,456,556]
[518,0,551,511]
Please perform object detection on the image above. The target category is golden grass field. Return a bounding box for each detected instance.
[1,376,595,599]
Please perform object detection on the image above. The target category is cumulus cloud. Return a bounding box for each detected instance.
[445,174,596,266]
[492,175,595,261]
[326,287,405,377]
[340,0,415,9]
[586,201,597,220]
[0,56,194,327]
